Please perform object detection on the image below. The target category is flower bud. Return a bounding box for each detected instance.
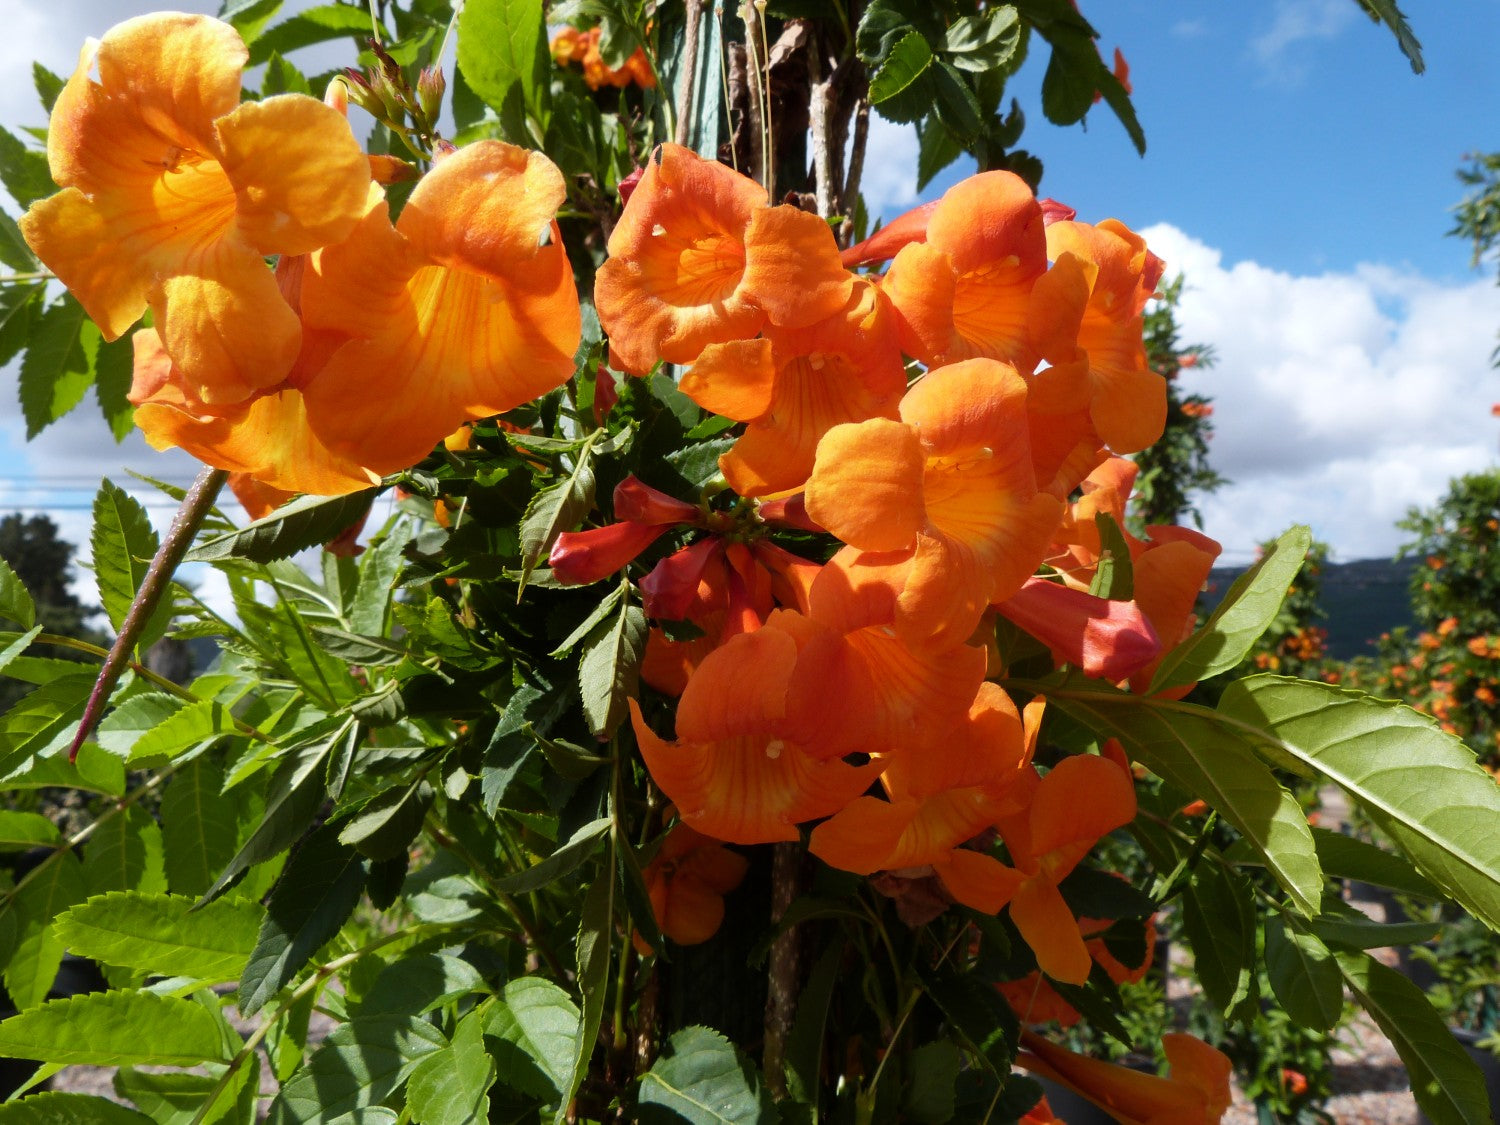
[613,476,699,527]
[549,520,669,585]
[641,537,723,621]
[416,66,446,127]
[994,578,1160,682]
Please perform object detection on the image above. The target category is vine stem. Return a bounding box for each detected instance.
[763,840,801,1099]
[68,466,228,762]
[674,0,704,147]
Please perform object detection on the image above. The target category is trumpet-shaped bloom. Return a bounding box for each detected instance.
[809,684,1039,875]
[805,359,1064,646]
[21,13,371,406]
[1030,219,1166,454]
[595,143,853,374]
[681,277,907,497]
[878,172,1082,372]
[629,626,881,844]
[298,141,581,474]
[634,823,748,952]
[1018,1031,1232,1125]
[994,578,1161,682]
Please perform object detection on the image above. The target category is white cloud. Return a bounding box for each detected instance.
[1250,0,1357,81]
[857,114,922,221]
[1143,223,1500,563]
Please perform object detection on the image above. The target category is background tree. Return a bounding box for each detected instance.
[1451,151,1500,364]
[1128,276,1225,531]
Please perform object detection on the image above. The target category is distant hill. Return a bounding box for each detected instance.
[1204,556,1419,661]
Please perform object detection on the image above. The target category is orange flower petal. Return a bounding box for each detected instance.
[805,419,926,552]
[680,339,777,420]
[932,849,1025,914]
[1012,877,1092,984]
[741,204,853,328]
[674,627,797,743]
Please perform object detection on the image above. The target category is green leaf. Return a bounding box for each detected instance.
[263,52,313,96]
[784,939,842,1105]
[1310,826,1440,899]
[268,1015,446,1124]
[920,971,1017,1079]
[1336,952,1490,1125]
[457,0,549,136]
[132,699,238,763]
[162,756,241,897]
[0,673,93,777]
[220,0,285,44]
[113,1058,260,1125]
[0,1093,154,1123]
[358,953,487,1018]
[487,977,580,1100]
[336,780,432,860]
[579,594,646,738]
[0,809,58,851]
[902,1040,961,1124]
[407,1008,495,1125]
[203,736,334,903]
[1181,863,1254,1016]
[1311,901,1439,951]
[942,7,1022,72]
[239,826,367,1016]
[0,122,54,208]
[1354,0,1424,73]
[1038,677,1323,914]
[2,851,85,1010]
[869,31,934,103]
[187,491,377,564]
[20,298,92,439]
[492,817,609,894]
[1088,513,1134,600]
[84,804,165,897]
[638,1026,777,1124]
[0,555,35,631]
[54,891,263,982]
[1149,525,1311,694]
[0,277,39,365]
[92,478,170,652]
[94,332,137,442]
[1264,916,1343,1030]
[516,432,600,591]
[0,628,41,686]
[0,991,231,1066]
[557,871,612,1123]
[246,4,374,65]
[32,63,65,114]
[0,209,37,271]
[1219,676,1500,930]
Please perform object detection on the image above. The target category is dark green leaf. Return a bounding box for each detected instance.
[491,816,609,893]
[246,4,373,65]
[263,52,313,96]
[1,851,84,1010]
[869,32,933,104]
[579,595,646,738]
[20,298,92,439]
[1336,952,1490,1125]
[784,939,842,1105]
[0,555,35,629]
[1264,916,1344,1030]
[921,971,1017,1078]
[239,826,368,1015]
[162,756,241,897]
[1181,863,1255,1016]
[0,809,57,851]
[1220,675,1500,930]
[0,991,230,1066]
[113,1057,260,1125]
[92,478,170,651]
[94,332,137,442]
[358,953,487,1018]
[0,1093,154,1123]
[942,7,1022,72]
[0,278,40,365]
[557,872,612,1123]
[0,208,37,271]
[1088,513,1134,599]
[54,891,263,981]
[268,1015,447,1124]
[188,490,377,564]
[1354,0,1424,73]
[902,1040,961,1123]
[517,433,600,591]
[0,123,54,208]
[336,780,432,860]
[1312,902,1439,951]
[637,1026,777,1124]
[1311,827,1440,899]
[32,63,65,114]
[1149,525,1311,694]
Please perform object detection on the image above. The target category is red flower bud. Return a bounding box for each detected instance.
[995,578,1161,681]
[641,537,724,621]
[550,520,669,584]
[613,475,699,526]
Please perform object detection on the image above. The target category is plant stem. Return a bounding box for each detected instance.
[763,840,801,1099]
[675,0,704,147]
[839,93,870,246]
[68,466,228,762]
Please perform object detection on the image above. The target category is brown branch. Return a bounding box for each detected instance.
[839,92,870,248]
[68,466,229,762]
[763,840,803,1100]
[674,0,704,147]
[739,1,768,191]
[807,30,836,217]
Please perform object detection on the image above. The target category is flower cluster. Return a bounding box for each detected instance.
[550,25,657,91]
[21,13,581,506]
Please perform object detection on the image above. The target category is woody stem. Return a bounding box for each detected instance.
[68,465,228,762]
[763,839,801,1099]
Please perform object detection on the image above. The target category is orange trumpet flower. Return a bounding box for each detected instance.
[21,13,371,407]
[595,143,852,374]
[634,823,748,952]
[805,358,1064,647]
[1017,1031,1232,1125]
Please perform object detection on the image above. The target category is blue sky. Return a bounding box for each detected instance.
[0,0,1498,571]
